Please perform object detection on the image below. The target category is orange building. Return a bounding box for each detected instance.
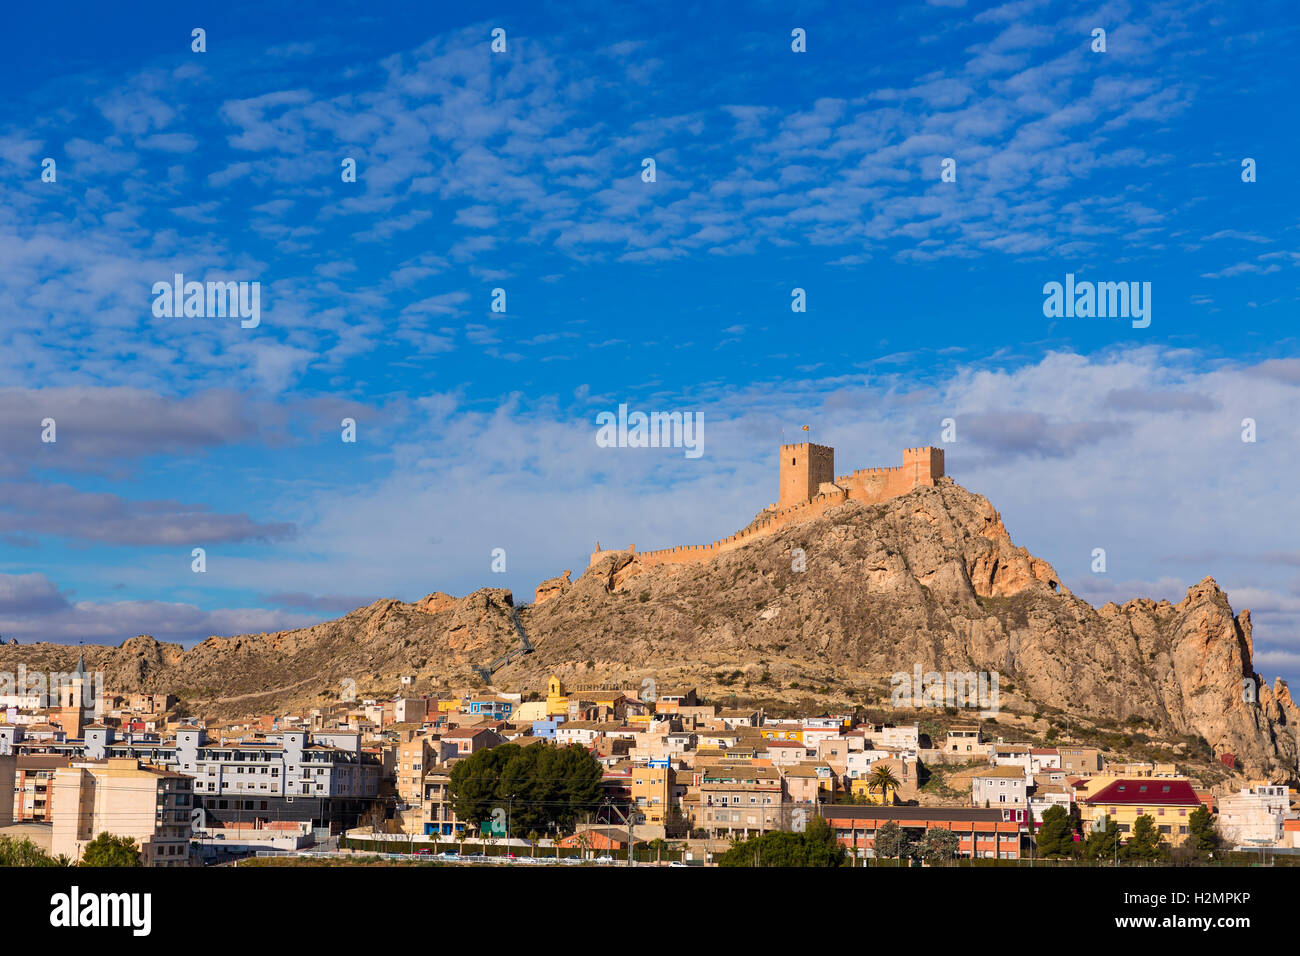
[12,754,70,822]
[820,805,1023,859]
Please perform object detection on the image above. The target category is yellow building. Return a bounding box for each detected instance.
[51,758,193,866]
[545,676,570,717]
[1078,777,1203,846]
[848,777,897,805]
[759,724,804,744]
[631,765,675,829]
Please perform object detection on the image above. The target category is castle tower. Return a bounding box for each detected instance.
[902,446,945,486]
[779,442,835,510]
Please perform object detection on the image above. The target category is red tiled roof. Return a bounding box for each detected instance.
[1083,779,1200,806]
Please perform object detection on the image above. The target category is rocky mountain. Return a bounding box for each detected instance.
[3,476,1295,780]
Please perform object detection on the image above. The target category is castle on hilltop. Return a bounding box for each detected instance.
[589,442,945,570]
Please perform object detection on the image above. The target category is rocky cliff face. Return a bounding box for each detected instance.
[2,477,1294,779]
[515,478,1297,779]
[0,592,521,713]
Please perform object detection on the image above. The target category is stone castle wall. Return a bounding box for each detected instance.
[837,446,945,505]
[588,445,945,572]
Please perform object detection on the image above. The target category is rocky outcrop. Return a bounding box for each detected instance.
[1,476,1292,779]
[413,592,458,615]
[533,570,572,606]
[516,478,1296,779]
[0,591,522,713]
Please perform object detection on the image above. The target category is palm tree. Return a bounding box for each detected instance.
[648,837,668,864]
[867,764,901,806]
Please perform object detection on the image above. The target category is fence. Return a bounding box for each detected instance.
[340,833,686,863]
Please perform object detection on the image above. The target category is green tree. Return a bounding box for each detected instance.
[1036,804,1075,858]
[872,820,914,861]
[1083,815,1119,862]
[717,815,846,867]
[916,826,960,864]
[648,837,668,864]
[448,742,602,834]
[866,764,901,805]
[1185,805,1219,860]
[1122,814,1163,862]
[80,833,142,867]
[0,836,64,867]
[449,744,515,827]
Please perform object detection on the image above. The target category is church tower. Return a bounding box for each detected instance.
[57,654,88,739]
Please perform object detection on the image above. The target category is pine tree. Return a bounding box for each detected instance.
[1036,804,1075,858]
[1122,814,1163,861]
[1186,805,1219,859]
[1083,814,1119,861]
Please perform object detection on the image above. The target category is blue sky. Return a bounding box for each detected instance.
[1,1,1299,685]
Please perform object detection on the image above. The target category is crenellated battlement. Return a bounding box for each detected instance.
[588,444,945,571]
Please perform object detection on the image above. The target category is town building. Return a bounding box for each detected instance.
[696,764,784,838]
[945,724,983,755]
[1057,746,1103,775]
[1077,778,1204,845]
[972,765,1028,807]
[50,757,192,866]
[0,754,13,827]
[821,805,1023,859]
[1216,784,1291,846]
[6,725,381,833]
[11,754,68,822]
